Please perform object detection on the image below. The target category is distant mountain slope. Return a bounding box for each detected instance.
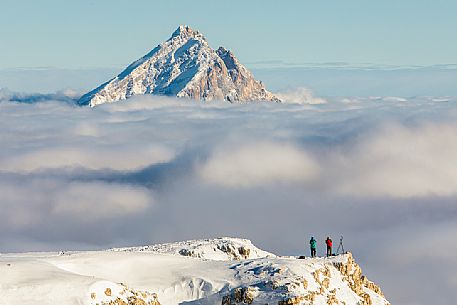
[0,237,390,305]
[78,26,280,107]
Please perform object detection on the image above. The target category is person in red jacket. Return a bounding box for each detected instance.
[325,237,333,257]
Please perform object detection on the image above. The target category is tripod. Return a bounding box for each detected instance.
[336,235,345,255]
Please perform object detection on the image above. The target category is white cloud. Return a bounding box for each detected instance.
[199,142,320,188]
[332,123,457,197]
[0,145,175,172]
[0,179,152,227]
[51,181,151,218]
[275,87,327,105]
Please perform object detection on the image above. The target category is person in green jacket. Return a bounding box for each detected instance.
[309,237,317,257]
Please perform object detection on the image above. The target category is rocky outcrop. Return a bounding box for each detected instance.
[78,25,280,107]
[222,287,257,305]
[177,243,254,260]
[90,282,161,305]
[219,253,389,305]
[333,253,389,305]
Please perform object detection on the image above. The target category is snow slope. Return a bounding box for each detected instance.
[0,237,389,305]
[78,26,280,107]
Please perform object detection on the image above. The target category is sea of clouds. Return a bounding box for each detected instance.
[1,94,457,305]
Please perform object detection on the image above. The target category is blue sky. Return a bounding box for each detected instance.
[1,0,457,69]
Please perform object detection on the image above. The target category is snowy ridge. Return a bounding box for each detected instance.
[0,238,390,305]
[78,25,281,107]
[109,237,275,261]
[216,253,389,305]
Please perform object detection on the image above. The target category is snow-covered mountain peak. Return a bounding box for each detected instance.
[170,25,203,41]
[78,26,280,106]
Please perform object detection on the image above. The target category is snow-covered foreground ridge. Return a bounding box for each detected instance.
[78,25,280,107]
[0,237,389,305]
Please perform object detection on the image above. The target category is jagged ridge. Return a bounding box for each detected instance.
[78,25,280,107]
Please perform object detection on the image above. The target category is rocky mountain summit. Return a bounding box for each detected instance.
[78,26,280,107]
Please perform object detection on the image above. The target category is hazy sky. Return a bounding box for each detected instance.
[1,0,457,68]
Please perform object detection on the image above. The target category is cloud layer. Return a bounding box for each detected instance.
[332,123,457,197]
[275,87,327,105]
[199,142,319,187]
[1,95,457,305]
